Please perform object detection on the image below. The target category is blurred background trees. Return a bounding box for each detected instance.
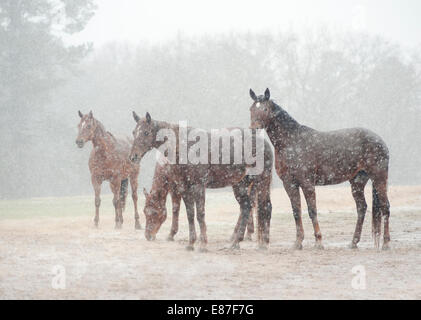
[0,0,96,197]
[0,1,420,198]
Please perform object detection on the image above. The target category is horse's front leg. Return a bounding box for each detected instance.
[194,185,207,252]
[110,179,122,229]
[168,192,181,241]
[91,176,101,227]
[183,193,197,251]
[283,181,304,250]
[301,183,323,249]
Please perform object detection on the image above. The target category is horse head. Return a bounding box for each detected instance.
[143,187,167,241]
[76,110,97,148]
[129,111,158,164]
[249,88,276,129]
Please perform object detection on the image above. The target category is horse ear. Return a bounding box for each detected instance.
[264,88,270,100]
[133,111,140,123]
[78,110,83,118]
[143,188,149,197]
[249,89,257,102]
[88,110,93,118]
[146,112,151,124]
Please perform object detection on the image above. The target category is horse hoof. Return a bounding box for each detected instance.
[167,235,174,241]
[293,242,303,250]
[315,243,324,250]
[230,243,240,250]
[115,224,122,230]
[382,243,391,251]
[258,244,268,251]
[185,245,194,251]
[349,243,358,249]
[199,247,208,253]
[245,234,253,242]
[135,222,141,230]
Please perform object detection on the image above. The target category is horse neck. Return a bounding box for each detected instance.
[266,105,302,150]
[150,166,170,207]
[152,120,179,149]
[91,120,112,151]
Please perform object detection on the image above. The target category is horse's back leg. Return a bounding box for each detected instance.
[246,182,257,241]
[183,191,197,251]
[232,181,252,249]
[283,181,304,250]
[230,182,254,242]
[91,176,101,227]
[371,175,390,250]
[168,189,181,241]
[194,185,208,252]
[349,171,369,249]
[129,172,141,230]
[301,183,323,249]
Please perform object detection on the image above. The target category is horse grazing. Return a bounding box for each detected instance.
[249,88,390,250]
[129,112,273,251]
[142,155,258,242]
[76,111,141,229]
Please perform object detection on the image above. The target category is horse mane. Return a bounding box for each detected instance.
[270,101,301,131]
[106,131,117,141]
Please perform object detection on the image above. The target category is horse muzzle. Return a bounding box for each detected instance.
[130,153,140,164]
[76,140,85,148]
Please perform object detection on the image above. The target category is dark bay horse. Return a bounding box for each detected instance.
[142,154,258,242]
[129,112,273,251]
[249,88,390,250]
[76,111,141,229]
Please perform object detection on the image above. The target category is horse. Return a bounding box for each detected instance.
[249,88,390,250]
[129,112,273,251]
[76,111,141,229]
[142,154,258,242]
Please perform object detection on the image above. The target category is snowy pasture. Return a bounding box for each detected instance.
[1,185,420,299]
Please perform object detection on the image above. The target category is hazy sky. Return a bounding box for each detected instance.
[72,0,421,48]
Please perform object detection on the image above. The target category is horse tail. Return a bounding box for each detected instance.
[372,185,382,248]
[120,179,129,212]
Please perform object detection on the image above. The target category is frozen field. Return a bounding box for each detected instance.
[1,185,421,299]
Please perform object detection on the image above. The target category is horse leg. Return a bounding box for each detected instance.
[232,183,252,250]
[91,176,101,227]
[349,172,369,249]
[129,173,141,230]
[283,181,304,250]
[301,183,323,249]
[183,192,197,251]
[256,179,272,250]
[168,191,181,241]
[372,177,391,250]
[230,183,246,242]
[195,185,208,252]
[246,183,257,241]
[110,179,122,229]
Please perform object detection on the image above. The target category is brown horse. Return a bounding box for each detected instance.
[76,111,141,229]
[142,155,258,242]
[129,112,273,251]
[249,88,390,250]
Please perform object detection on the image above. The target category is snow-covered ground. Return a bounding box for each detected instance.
[1,186,420,299]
